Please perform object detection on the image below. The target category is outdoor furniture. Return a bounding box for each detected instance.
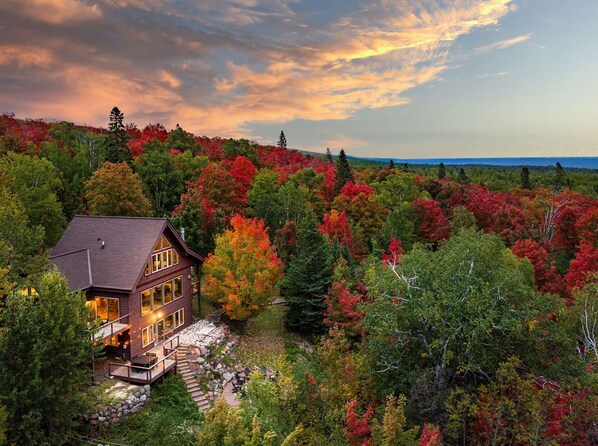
[131,354,157,372]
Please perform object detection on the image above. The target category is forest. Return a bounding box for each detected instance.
[0,109,597,445]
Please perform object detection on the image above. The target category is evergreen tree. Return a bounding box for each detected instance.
[554,162,566,191]
[333,149,353,195]
[326,148,333,163]
[0,270,93,445]
[105,106,131,164]
[520,167,531,190]
[402,163,409,172]
[457,167,469,184]
[281,213,332,334]
[277,131,287,149]
[389,159,395,169]
[437,162,446,180]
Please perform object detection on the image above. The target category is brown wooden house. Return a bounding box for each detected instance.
[50,216,202,362]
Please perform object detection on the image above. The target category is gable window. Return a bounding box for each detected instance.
[145,235,180,276]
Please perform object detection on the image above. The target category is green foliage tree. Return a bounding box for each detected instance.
[449,205,477,234]
[248,169,281,233]
[85,162,152,216]
[437,163,446,180]
[136,141,185,216]
[278,131,287,149]
[165,124,198,152]
[173,150,209,183]
[364,229,579,418]
[0,270,93,445]
[334,149,353,195]
[105,106,131,164]
[0,186,46,294]
[373,172,420,210]
[377,203,417,252]
[223,138,258,164]
[281,213,332,334]
[457,167,469,184]
[0,153,67,246]
[520,167,531,190]
[554,162,566,191]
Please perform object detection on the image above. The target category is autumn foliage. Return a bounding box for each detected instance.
[203,216,283,320]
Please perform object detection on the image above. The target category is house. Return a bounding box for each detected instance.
[50,216,203,364]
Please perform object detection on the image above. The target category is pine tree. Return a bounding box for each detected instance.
[437,163,446,180]
[334,149,353,195]
[389,159,395,169]
[281,213,332,334]
[554,162,566,191]
[457,167,469,184]
[520,167,531,190]
[105,106,131,163]
[326,148,333,163]
[277,130,287,149]
[402,163,409,172]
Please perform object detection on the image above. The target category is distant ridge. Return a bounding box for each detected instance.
[349,156,598,170]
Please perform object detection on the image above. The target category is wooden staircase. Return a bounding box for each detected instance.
[177,344,210,411]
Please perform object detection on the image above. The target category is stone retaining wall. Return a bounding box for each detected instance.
[86,384,151,428]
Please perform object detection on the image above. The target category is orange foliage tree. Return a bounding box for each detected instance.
[203,215,283,320]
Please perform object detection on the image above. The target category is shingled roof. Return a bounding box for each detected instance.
[50,216,201,292]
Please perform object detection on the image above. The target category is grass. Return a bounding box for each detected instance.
[95,375,203,446]
[234,305,287,368]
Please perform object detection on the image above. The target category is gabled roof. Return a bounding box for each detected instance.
[50,216,202,292]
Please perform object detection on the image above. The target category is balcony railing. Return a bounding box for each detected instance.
[93,313,130,342]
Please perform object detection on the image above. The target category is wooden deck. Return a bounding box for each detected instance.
[108,335,180,385]
[93,314,130,342]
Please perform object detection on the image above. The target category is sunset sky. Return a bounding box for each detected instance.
[1,0,597,158]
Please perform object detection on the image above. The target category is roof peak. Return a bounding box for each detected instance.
[73,215,168,221]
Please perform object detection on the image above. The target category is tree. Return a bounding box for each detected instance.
[565,241,598,295]
[249,169,282,233]
[281,213,332,334]
[229,155,257,208]
[0,153,67,246]
[364,229,578,417]
[203,216,283,320]
[85,162,152,216]
[0,270,93,445]
[319,210,355,257]
[389,159,395,169]
[512,239,563,295]
[334,149,353,195]
[105,106,131,163]
[136,141,184,216]
[457,168,469,184]
[277,131,287,149]
[521,167,531,190]
[326,148,333,163]
[324,280,364,337]
[554,162,566,191]
[344,401,373,446]
[574,277,598,363]
[437,163,446,180]
[412,198,450,245]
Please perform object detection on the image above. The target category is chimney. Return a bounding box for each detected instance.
[180,227,185,241]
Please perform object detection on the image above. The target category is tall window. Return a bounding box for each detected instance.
[140,276,183,315]
[145,235,179,276]
[89,297,119,323]
[142,325,154,348]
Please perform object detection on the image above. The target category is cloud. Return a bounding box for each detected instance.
[478,70,510,78]
[0,0,522,137]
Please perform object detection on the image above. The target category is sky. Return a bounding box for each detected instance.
[0,0,597,158]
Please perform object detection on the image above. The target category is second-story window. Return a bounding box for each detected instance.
[145,235,180,276]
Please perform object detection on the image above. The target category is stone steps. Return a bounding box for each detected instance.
[178,343,211,412]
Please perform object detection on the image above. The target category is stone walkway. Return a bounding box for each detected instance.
[177,320,226,347]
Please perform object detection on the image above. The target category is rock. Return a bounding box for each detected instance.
[123,409,130,415]
[90,419,98,426]
[131,406,139,414]
[140,394,147,402]
[143,384,151,392]
[134,391,141,398]
[223,372,233,382]
[98,416,106,422]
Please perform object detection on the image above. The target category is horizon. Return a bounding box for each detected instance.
[1,1,598,158]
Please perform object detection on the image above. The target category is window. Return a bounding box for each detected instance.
[153,284,163,310]
[164,314,174,332]
[145,235,180,276]
[141,290,152,315]
[174,309,184,328]
[174,276,183,299]
[164,281,173,304]
[90,297,119,323]
[142,325,154,347]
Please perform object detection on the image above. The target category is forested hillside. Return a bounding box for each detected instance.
[1,111,597,445]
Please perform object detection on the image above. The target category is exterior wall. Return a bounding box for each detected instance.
[85,289,131,358]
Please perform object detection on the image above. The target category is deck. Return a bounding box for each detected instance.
[108,336,180,385]
[93,314,130,342]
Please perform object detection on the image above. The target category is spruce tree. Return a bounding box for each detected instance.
[438,162,446,180]
[277,131,287,149]
[281,213,332,334]
[326,148,333,163]
[554,162,566,191]
[389,159,395,169]
[105,106,131,164]
[333,149,353,195]
[457,167,469,184]
[520,167,531,190]
[402,163,409,172]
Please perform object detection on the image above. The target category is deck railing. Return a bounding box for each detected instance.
[108,349,178,384]
[163,334,180,355]
[98,313,130,338]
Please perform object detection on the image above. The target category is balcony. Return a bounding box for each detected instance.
[93,314,130,343]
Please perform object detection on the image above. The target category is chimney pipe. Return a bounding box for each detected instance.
[180,227,185,241]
